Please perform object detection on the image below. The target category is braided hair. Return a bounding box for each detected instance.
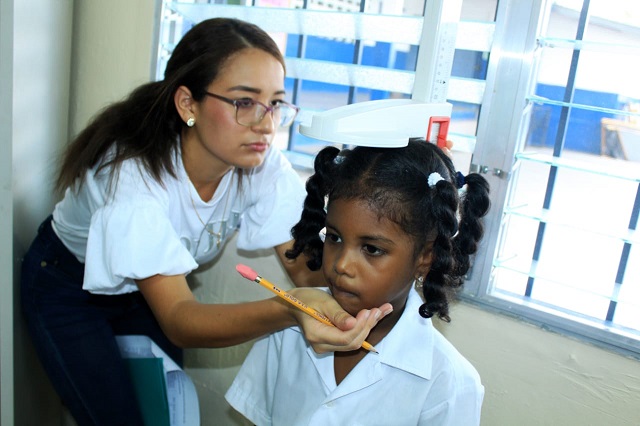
[286,138,490,322]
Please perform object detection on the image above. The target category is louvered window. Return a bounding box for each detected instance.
[157,0,640,356]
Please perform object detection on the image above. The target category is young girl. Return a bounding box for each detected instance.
[19,18,391,425]
[226,139,491,425]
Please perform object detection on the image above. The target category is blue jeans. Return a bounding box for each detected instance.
[20,216,183,425]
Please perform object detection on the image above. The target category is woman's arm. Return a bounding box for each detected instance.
[137,274,292,348]
[136,274,391,352]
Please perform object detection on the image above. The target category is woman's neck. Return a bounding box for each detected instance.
[181,136,233,201]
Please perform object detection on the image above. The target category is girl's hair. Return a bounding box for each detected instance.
[56,18,285,192]
[286,139,490,322]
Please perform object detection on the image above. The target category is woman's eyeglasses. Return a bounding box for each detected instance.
[204,92,299,128]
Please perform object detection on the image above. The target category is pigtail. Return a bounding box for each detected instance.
[420,171,490,321]
[285,146,341,270]
[452,173,491,277]
[420,179,460,322]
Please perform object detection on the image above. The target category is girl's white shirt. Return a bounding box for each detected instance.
[226,288,485,426]
[51,146,305,295]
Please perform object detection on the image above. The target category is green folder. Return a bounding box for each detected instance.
[124,358,171,426]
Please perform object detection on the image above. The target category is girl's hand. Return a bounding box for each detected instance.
[288,287,392,353]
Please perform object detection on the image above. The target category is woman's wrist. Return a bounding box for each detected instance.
[267,294,299,329]
[281,287,306,326]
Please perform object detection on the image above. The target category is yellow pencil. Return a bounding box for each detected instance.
[235,264,378,353]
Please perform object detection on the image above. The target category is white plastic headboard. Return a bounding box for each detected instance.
[299,99,452,147]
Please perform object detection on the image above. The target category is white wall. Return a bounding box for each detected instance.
[2,0,74,424]
[7,1,640,425]
[2,0,155,424]
[0,0,15,423]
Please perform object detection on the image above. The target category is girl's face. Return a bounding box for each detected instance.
[184,48,286,173]
[322,198,432,317]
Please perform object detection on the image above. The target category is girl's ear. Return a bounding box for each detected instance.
[174,85,196,125]
[415,247,434,279]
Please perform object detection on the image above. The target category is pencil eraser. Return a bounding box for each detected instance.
[236,264,258,281]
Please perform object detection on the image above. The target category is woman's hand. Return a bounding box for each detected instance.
[288,287,392,353]
[442,139,454,157]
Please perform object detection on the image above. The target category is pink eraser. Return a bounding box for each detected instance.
[236,264,258,281]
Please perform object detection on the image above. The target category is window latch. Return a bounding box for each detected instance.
[469,163,509,180]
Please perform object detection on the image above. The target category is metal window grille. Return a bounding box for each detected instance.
[468,0,640,357]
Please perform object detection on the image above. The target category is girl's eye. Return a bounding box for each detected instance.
[270,99,285,108]
[325,232,341,244]
[363,244,384,256]
[235,98,255,109]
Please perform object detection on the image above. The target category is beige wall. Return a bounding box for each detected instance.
[69,0,158,136]
[10,1,640,425]
[441,304,640,425]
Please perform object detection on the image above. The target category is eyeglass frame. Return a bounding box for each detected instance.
[203,91,299,127]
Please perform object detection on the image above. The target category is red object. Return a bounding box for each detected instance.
[427,116,450,148]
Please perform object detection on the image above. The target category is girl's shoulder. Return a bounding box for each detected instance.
[430,329,482,389]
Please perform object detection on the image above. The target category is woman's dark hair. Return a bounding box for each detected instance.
[286,139,490,322]
[56,18,285,193]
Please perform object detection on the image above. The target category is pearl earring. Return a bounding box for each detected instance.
[187,117,195,127]
[415,276,424,290]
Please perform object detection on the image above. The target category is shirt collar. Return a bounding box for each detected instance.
[304,287,436,381]
[374,288,435,380]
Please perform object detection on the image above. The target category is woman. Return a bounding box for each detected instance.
[20,18,391,425]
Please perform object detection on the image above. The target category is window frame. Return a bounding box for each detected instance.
[463,0,640,359]
[155,0,640,359]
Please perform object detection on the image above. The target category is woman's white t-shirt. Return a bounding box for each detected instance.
[51,146,305,295]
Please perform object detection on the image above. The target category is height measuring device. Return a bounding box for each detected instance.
[299,0,462,148]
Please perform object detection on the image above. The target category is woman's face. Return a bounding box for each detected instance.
[185,48,287,172]
[322,198,431,317]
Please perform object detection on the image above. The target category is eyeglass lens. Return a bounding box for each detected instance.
[236,102,297,127]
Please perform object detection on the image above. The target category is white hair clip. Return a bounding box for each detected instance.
[333,155,346,165]
[427,172,444,188]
